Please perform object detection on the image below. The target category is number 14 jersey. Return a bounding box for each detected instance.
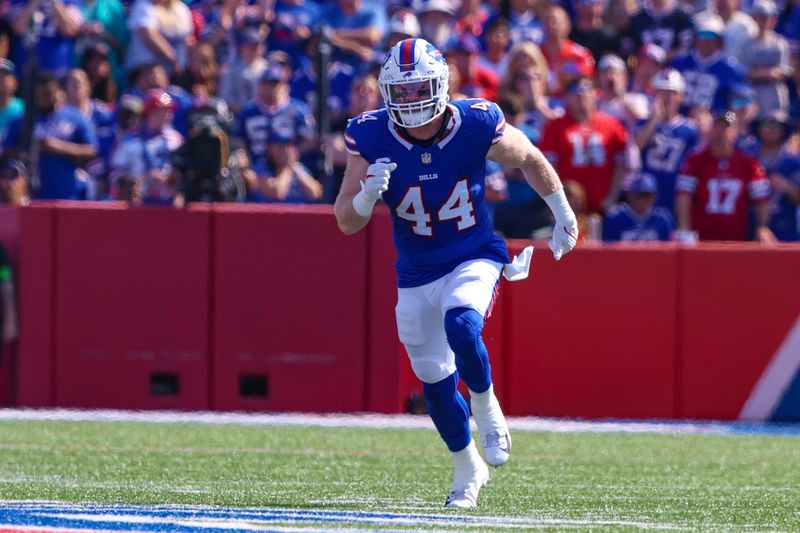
[344,100,511,288]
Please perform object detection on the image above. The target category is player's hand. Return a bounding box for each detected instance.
[363,158,397,202]
[549,214,578,261]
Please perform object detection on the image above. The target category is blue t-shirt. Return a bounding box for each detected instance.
[602,203,676,242]
[757,148,800,242]
[289,57,357,116]
[670,51,747,112]
[269,0,320,64]
[11,0,82,75]
[345,100,511,288]
[250,159,318,204]
[5,106,98,200]
[636,116,700,211]
[236,97,315,161]
[319,1,384,70]
[0,97,24,141]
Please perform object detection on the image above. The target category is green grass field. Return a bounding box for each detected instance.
[1,417,799,531]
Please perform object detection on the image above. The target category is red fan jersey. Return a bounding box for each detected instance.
[676,148,770,241]
[542,40,596,95]
[539,111,628,214]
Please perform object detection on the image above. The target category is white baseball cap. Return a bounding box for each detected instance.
[411,0,457,15]
[389,10,421,37]
[597,54,626,72]
[652,68,686,93]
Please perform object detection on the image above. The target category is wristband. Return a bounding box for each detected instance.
[543,188,574,223]
[352,188,376,217]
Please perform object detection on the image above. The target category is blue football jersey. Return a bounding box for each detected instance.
[345,100,511,288]
[670,51,747,112]
[237,98,315,160]
[764,149,800,242]
[602,203,676,242]
[636,116,700,211]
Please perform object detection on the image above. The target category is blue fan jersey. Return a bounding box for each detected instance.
[236,98,315,161]
[636,116,700,210]
[670,52,746,112]
[345,100,511,288]
[602,203,676,242]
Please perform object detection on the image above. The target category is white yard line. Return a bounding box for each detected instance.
[0,408,796,437]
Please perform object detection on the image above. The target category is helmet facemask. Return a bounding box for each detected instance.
[380,73,449,128]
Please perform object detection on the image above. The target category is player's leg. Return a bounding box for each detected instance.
[396,285,489,507]
[441,259,511,467]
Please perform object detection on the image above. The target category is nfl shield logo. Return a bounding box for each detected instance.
[421,153,432,164]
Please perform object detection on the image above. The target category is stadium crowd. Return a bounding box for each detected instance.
[0,0,797,242]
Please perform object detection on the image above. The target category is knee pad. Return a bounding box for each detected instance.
[444,307,484,353]
[406,350,455,384]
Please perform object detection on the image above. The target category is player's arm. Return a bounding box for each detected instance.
[334,154,395,235]
[487,122,578,260]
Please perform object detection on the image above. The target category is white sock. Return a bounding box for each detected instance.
[469,384,500,414]
[452,440,483,487]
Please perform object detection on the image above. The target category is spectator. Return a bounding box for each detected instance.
[0,59,23,142]
[320,0,383,72]
[174,43,220,98]
[445,33,499,101]
[478,16,511,78]
[539,76,629,214]
[126,0,194,75]
[269,0,319,65]
[196,0,261,69]
[413,0,457,50]
[634,68,700,211]
[325,73,380,200]
[447,61,468,101]
[630,43,666,93]
[675,110,773,241]
[110,89,184,205]
[4,72,97,200]
[77,0,128,89]
[670,15,747,113]
[570,0,620,62]
[620,0,694,60]
[493,93,551,238]
[290,36,357,116]
[81,43,117,104]
[63,68,116,197]
[125,63,193,135]
[237,63,316,162]
[10,0,83,76]
[219,28,267,114]
[0,10,13,61]
[776,0,800,92]
[739,0,793,118]
[731,87,759,152]
[596,54,649,126]
[503,46,562,143]
[0,160,30,206]
[752,112,800,241]
[541,6,595,96]
[603,171,676,241]
[250,133,322,203]
[695,0,758,58]
[386,10,421,49]
[502,0,544,47]
[456,0,491,38]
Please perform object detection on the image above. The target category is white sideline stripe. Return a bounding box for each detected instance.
[0,408,791,437]
[740,313,800,421]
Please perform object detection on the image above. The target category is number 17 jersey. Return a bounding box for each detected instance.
[345,100,511,288]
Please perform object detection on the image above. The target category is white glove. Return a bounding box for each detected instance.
[353,157,397,217]
[543,189,579,261]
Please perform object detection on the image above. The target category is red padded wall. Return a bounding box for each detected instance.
[679,245,800,419]
[0,206,19,405]
[16,205,55,407]
[53,204,211,409]
[212,204,367,412]
[505,241,678,418]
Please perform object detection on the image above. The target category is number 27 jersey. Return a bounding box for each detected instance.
[345,100,511,288]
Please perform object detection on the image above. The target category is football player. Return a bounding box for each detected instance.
[334,38,578,508]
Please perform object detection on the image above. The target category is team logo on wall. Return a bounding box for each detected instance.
[421,153,432,164]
